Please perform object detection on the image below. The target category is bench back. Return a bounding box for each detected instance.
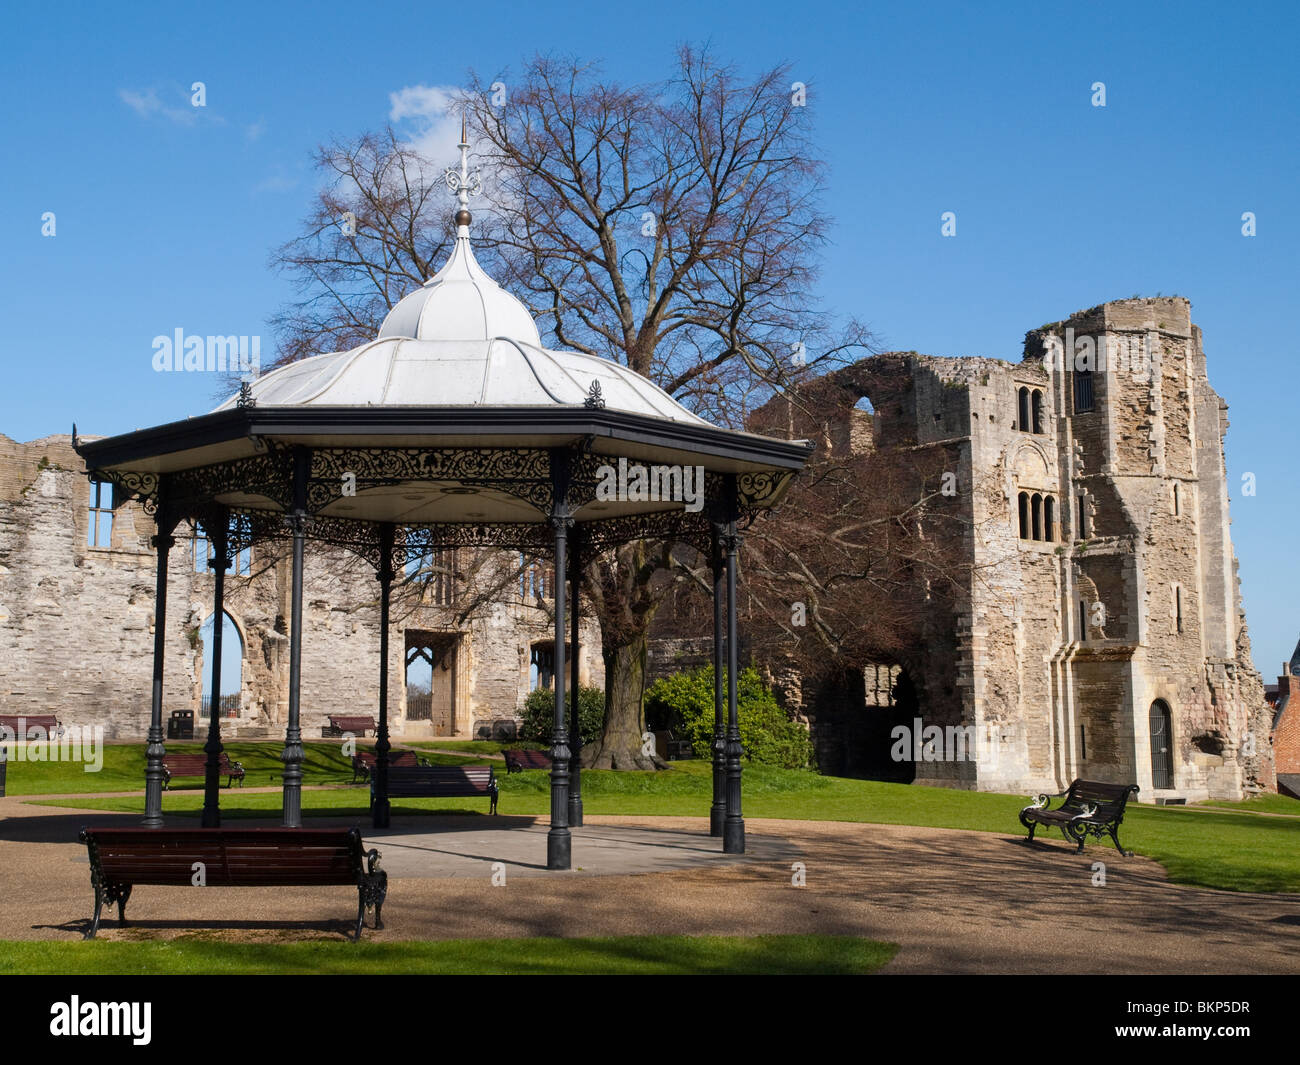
[1063,779,1139,819]
[354,750,418,769]
[504,749,550,770]
[163,753,234,776]
[330,716,377,732]
[386,765,496,797]
[0,714,60,738]
[80,828,364,887]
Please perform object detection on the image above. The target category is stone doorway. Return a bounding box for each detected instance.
[405,632,459,736]
[1149,699,1174,789]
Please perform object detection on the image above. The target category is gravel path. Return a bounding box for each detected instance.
[3,797,1297,973]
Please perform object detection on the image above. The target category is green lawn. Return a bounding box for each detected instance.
[0,741,481,794]
[0,935,896,975]
[1199,792,1300,816]
[18,748,1300,894]
[403,739,540,755]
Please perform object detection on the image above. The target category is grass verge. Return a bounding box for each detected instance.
[0,934,896,975]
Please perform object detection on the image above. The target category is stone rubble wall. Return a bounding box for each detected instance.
[0,434,601,740]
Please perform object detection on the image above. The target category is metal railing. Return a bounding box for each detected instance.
[199,694,241,719]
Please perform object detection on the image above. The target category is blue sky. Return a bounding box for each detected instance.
[2,0,1296,672]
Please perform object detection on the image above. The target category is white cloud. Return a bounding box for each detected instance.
[388,83,464,167]
[119,85,226,127]
[119,87,196,125]
[245,119,267,142]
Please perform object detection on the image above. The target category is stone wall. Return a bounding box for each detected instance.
[0,434,602,739]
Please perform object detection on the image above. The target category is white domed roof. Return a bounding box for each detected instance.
[215,334,709,424]
[377,228,541,347]
[216,222,709,426]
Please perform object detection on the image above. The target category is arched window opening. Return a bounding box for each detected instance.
[519,553,553,600]
[1174,585,1184,633]
[1043,496,1055,542]
[1076,492,1088,538]
[1017,387,1030,431]
[1018,493,1029,540]
[1031,493,1043,541]
[1031,390,1044,434]
[1172,482,1181,516]
[529,641,573,691]
[199,610,243,719]
[1079,599,1088,641]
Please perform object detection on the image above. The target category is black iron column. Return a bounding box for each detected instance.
[281,447,310,828]
[547,450,573,870]
[710,523,726,837]
[201,509,230,828]
[722,476,745,854]
[568,526,583,827]
[143,482,178,828]
[373,523,395,829]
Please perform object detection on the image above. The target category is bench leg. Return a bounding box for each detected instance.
[1108,824,1133,858]
[85,890,104,940]
[491,788,499,816]
[356,867,388,939]
[117,885,132,927]
[1018,811,1038,844]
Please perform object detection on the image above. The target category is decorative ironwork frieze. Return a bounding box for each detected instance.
[737,470,791,509]
[304,447,556,514]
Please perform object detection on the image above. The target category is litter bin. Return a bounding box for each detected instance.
[167,710,194,740]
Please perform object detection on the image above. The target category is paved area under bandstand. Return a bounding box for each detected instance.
[3,795,1299,973]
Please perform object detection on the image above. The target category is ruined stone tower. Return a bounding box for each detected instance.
[754,297,1270,800]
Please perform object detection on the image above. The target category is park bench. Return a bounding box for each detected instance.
[503,748,552,773]
[78,827,386,940]
[161,752,245,789]
[653,730,694,761]
[1019,779,1140,856]
[351,748,422,784]
[324,715,377,738]
[0,714,62,740]
[375,765,499,815]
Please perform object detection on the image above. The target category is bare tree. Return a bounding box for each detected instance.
[269,46,872,768]
[269,130,459,366]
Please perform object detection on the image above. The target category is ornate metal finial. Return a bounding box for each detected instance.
[445,112,481,228]
[237,379,256,409]
[584,380,606,409]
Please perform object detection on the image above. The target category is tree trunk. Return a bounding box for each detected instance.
[582,539,669,770]
[584,627,665,770]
